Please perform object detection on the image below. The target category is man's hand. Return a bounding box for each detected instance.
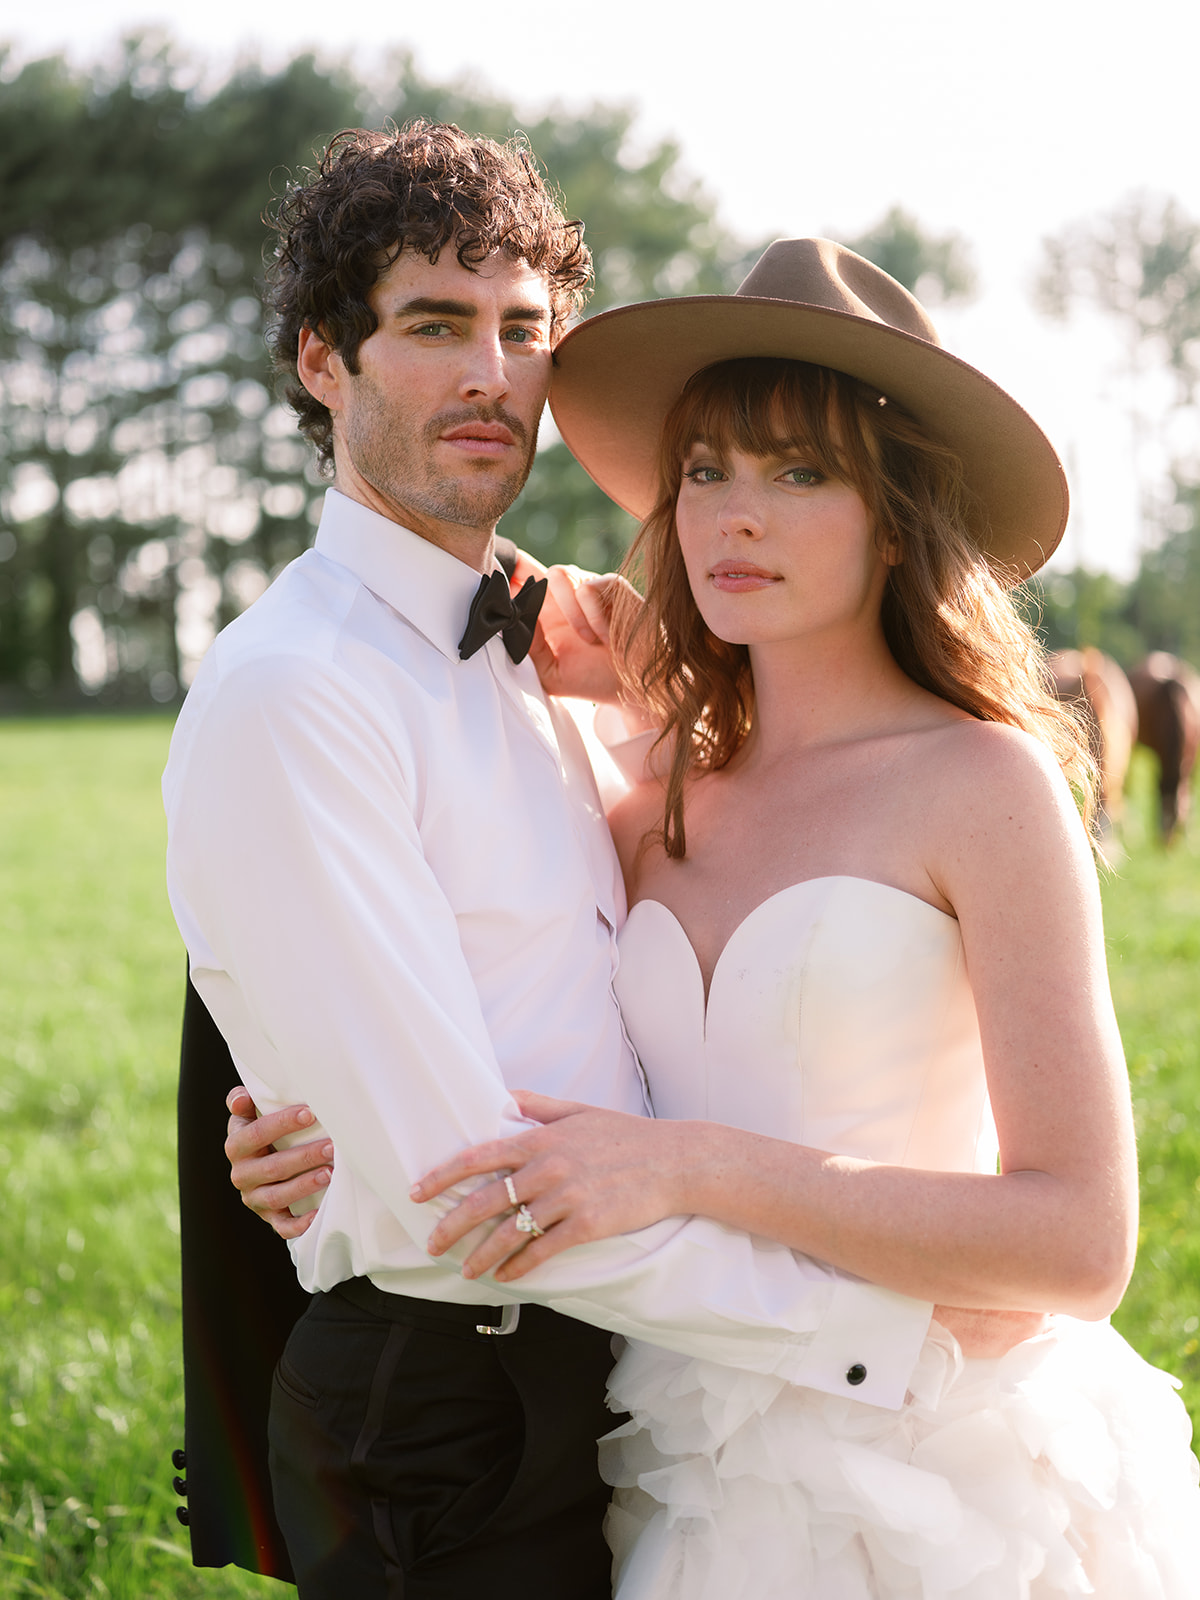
[225,1086,333,1240]
[931,1305,1051,1358]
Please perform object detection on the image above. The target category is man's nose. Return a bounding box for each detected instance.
[458,334,511,403]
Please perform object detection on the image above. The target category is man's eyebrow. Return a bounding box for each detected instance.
[394,297,549,323]
[396,297,478,319]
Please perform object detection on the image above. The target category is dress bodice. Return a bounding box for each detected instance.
[615,875,998,1175]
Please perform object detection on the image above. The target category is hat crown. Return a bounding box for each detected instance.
[737,238,942,349]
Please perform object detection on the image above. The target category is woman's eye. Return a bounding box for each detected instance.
[683,465,724,484]
[782,467,822,486]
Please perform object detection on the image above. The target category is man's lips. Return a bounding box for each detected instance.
[439,421,516,456]
[709,560,779,592]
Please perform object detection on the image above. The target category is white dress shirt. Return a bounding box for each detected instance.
[163,488,932,1408]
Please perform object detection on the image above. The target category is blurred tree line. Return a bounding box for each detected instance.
[1028,194,1200,669]
[0,36,749,705]
[0,35,979,706]
[1,37,1194,707]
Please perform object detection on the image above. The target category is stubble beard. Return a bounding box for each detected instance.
[344,380,538,535]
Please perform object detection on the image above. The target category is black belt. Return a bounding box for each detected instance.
[330,1277,604,1345]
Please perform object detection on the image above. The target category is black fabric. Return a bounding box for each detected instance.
[457,570,547,664]
[177,975,310,1580]
[492,536,519,580]
[269,1282,617,1599]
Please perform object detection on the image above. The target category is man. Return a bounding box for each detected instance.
[165,123,936,1598]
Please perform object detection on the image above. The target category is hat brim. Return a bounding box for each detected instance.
[549,296,1068,581]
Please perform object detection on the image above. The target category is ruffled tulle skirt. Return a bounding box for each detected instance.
[600,1319,1200,1598]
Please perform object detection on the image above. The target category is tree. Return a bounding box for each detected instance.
[0,40,745,703]
[1037,194,1200,663]
[0,37,361,705]
[1017,566,1147,669]
[844,207,976,304]
[1123,478,1200,665]
[1038,194,1200,402]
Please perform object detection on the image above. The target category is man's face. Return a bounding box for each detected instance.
[310,249,554,562]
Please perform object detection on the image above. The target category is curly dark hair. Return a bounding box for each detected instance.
[266,121,593,469]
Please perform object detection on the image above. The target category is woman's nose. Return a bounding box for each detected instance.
[716,484,766,539]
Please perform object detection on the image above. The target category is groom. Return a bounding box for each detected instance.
[166,122,937,1597]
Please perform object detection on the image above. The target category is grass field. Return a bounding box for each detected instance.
[1,715,1197,1597]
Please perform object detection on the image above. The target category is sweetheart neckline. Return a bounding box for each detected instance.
[624,875,957,1015]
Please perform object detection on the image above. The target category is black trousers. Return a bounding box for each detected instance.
[268,1280,619,1599]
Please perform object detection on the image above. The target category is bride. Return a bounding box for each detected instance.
[407,239,1200,1595]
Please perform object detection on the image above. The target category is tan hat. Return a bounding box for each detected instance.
[550,238,1068,579]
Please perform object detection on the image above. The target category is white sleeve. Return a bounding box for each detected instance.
[587,701,666,799]
[166,653,931,1409]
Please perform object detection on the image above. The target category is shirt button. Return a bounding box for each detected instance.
[846,1363,867,1386]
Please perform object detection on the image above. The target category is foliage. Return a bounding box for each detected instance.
[1038,193,1200,401]
[0,39,752,706]
[0,719,1196,1596]
[1123,475,1200,665]
[0,36,986,702]
[844,205,976,304]
[0,39,361,708]
[1036,194,1200,669]
[364,54,752,311]
[1020,564,1164,669]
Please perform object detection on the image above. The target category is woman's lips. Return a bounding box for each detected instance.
[709,561,779,592]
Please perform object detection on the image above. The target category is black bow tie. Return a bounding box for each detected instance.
[458,570,547,664]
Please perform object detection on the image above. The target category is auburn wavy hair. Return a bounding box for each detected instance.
[266,121,593,469]
[612,357,1095,858]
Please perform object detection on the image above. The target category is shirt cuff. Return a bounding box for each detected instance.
[775,1279,934,1410]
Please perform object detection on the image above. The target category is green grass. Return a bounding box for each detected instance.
[1103,751,1200,1403]
[0,719,1196,1596]
[0,717,283,1598]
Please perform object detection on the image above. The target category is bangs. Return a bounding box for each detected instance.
[661,357,864,482]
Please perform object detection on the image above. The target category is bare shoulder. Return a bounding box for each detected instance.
[607,780,666,889]
[925,717,1071,801]
[917,719,1096,910]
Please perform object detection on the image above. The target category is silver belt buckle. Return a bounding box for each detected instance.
[476,1304,520,1336]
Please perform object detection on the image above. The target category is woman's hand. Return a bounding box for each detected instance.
[225,1086,333,1239]
[411,1091,689,1282]
[523,559,640,705]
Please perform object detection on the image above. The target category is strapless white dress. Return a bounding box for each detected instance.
[603,877,1200,1598]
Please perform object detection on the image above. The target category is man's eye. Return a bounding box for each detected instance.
[413,322,452,337]
[503,327,540,344]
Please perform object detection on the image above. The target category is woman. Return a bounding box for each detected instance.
[414,240,1200,1595]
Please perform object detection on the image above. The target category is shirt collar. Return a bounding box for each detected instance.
[312,488,489,662]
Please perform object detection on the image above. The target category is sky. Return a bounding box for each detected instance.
[7,0,1200,577]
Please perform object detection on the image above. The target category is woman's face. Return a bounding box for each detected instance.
[674,439,892,650]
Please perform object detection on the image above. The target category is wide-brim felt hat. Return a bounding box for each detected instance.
[549,238,1068,580]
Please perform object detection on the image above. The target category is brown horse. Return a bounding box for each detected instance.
[1129,653,1200,844]
[1048,648,1138,852]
